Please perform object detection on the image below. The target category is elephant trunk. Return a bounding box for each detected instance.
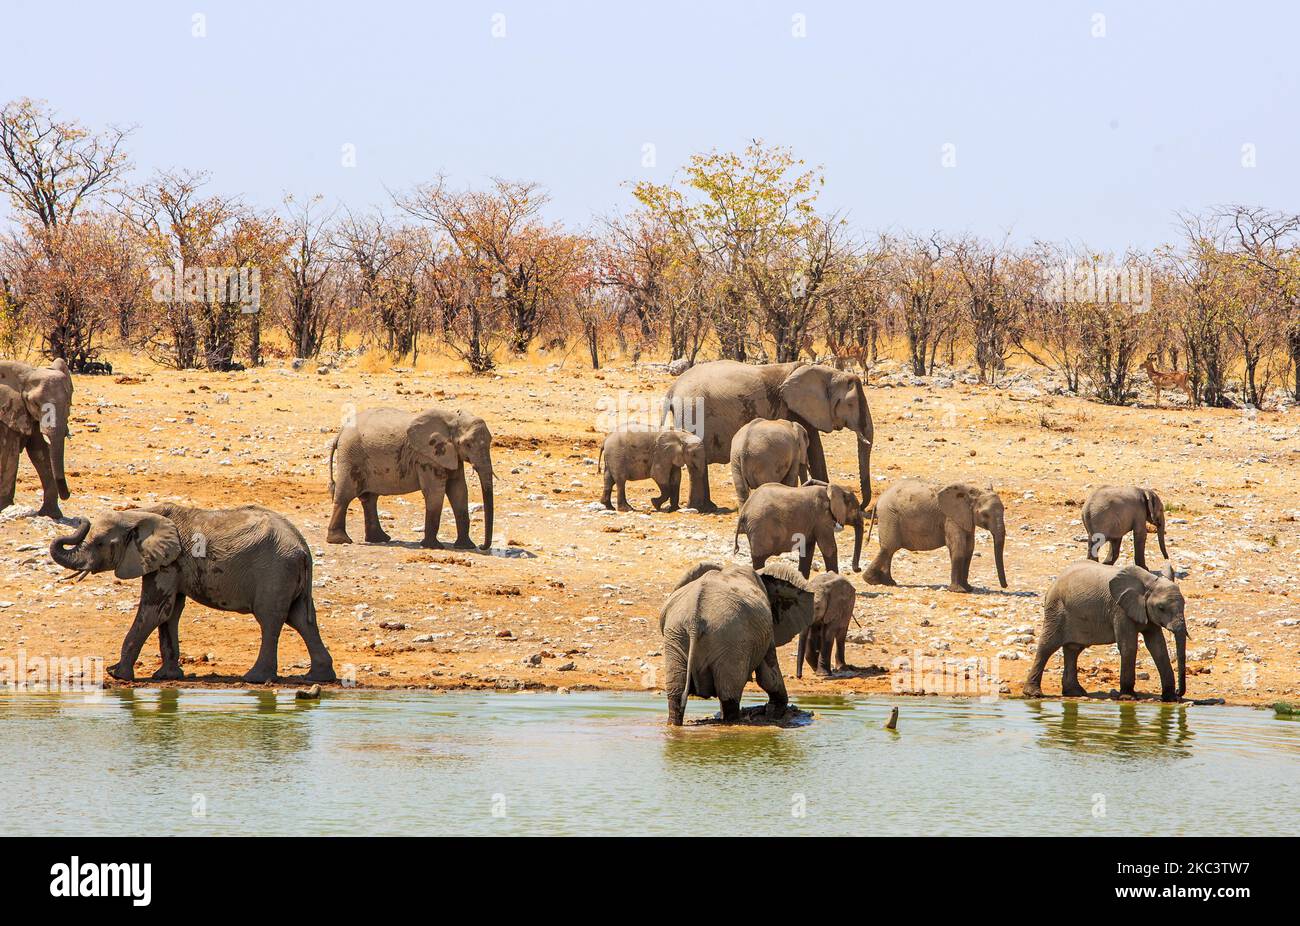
[49,425,70,500]
[49,517,90,571]
[1174,623,1187,698]
[795,629,806,679]
[855,382,873,507]
[1157,519,1169,560]
[851,513,864,572]
[476,462,494,551]
[993,523,1008,589]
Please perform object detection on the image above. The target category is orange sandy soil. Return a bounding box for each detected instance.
[0,349,1297,707]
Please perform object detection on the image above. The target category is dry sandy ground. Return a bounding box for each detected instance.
[1,350,1297,707]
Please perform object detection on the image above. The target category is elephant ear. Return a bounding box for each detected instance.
[779,364,835,432]
[758,560,816,646]
[671,562,722,592]
[115,511,183,580]
[1142,488,1163,525]
[826,485,849,527]
[0,385,33,435]
[938,484,975,533]
[407,410,459,470]
[1108,565,1152,627]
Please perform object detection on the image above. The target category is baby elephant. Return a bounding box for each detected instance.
[864,480,1007,593]
[1082,485,1168,569]
[49,504,335,684]
[729,418,809,505]
[659,559,815,725]
[797,572,857,678]
[599,427,704,511]
[1024,562,1186,702]
[734,480,865,577]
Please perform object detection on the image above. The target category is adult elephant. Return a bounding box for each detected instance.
[327,406,493,549]
[663,360,872,513]
[0,359,74,518]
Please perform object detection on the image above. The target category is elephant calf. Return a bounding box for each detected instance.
[327,405,494,549]
[729,418,809,505]
[798,572,857,678]
[49,504,335,684]
[1024,562,1187,702]
[734,481,864,578]
[1082,485,1169,570]
[660,559,815,725]
[598,427,704,511]
[863,480,1007,593]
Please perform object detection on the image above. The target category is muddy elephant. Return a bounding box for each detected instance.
[1082,486,1168,570]
[729,418,809,505]
[598,427,704,511]
[734,481,864,578]
[659,559,815,725]
[49,504,335,683]
[1024,562,1186,702]
[797,572,856,678]
[0,359,74,518]
[327,406,493,549]
[863,480,1007,593]
[662,360,873,513]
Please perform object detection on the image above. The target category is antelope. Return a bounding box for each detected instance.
[1140,353,1195,407]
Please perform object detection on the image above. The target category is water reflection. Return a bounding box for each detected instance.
[1025,699,1194,759]
[662,724,808,768]
[108,688,314,763]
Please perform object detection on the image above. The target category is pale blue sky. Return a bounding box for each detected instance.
[2,0,1296,248]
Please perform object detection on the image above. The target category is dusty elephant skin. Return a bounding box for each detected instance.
[327,405,494,550]
[863,479,1007,593]
[1082,485,1169,569]
[0,359,74,519]
[729,418,810,504]
[597,427,704,511]
[735,481,864,577]
[658,560,816,725]
[663,360,872,514]
[49,504,335,684]
[1024,561,1187,702]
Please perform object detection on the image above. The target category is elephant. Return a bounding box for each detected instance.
[734,480,864,578]
[797,572,857,678]
[729,418,809,505]
[1082,485,1169,570]
[0,359,74,518]
[597,427,705,511]
[662,360,873,514]
[863,480,1007,593]
[48,504,335,683]
[659,559,815,725]
[327,405,494,549]
[1023,562,1186,702]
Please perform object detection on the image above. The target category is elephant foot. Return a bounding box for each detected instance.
[242,667,276,684]
[36,503,64,520]
[106,662,135,682]
[151,665,185,681]
[650,497,665,510]
[663,503,680,513]
[719,699,741,723]
[1062,684,1088,698]
[364,531,392,544]
[862,570,893,586]
[1160,690,1179,703]
[693,501,720,515]
[307,666,337,683]
[764,700,789,720]
[419,537,444,549]
[326,531,352,544]
[946,583,972,594]
[451,536,476,550]
[601,500,614,511]
[1117,691,1137,702]
[616,504,633,512]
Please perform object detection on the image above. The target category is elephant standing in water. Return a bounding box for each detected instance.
[863,480,1007,593]
[1023,562,1186,702]
[659,560,815,725]
[0,359,74,518]
[327,406,494,549]
[1082,485,1169,570]
[49,504,335,683]
[663,361,872,513]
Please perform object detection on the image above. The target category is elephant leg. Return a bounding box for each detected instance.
[600,471,615,510]
[797,547,814,579]
[417,471,449,548]
[243,607,286,684]
[834,627,848,672]
[862,546,896,585]
[686,461,717,514]
[1117,624,1139,699]
[326,493,354,544]
[1132,525,1148,571]
[1104,537,1121,566]
[803,426,828,483]
[0,430,19,509]
[360,493,390,543]
[666,468,682,511]
[667,693,685,726]
[719,698,742,723]
[755,645,789,717]
[1061,644,1087,697]
[286,593,337,682]
[24,434,61,519]
[945,524,974,593]
[1023,632,1062,698]
[109,591,171,681]
[817,631,834,677]
[444,466,474,548]
[816,528,839,575]
[1141,626,1177,701]
[151,594,186,681]
[615,479,633,512]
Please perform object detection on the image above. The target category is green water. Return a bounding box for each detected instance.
[1,689,1295,836]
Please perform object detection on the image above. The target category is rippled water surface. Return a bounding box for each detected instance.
[1,689,1295,835]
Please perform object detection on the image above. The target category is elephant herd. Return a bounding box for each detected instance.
[0,356,1193,720]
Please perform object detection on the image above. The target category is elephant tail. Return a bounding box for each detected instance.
[680,625,697,710]
[327,433,339,498]
[596,444,604,473]
[864,503,877,549]
[733,511,745,554]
